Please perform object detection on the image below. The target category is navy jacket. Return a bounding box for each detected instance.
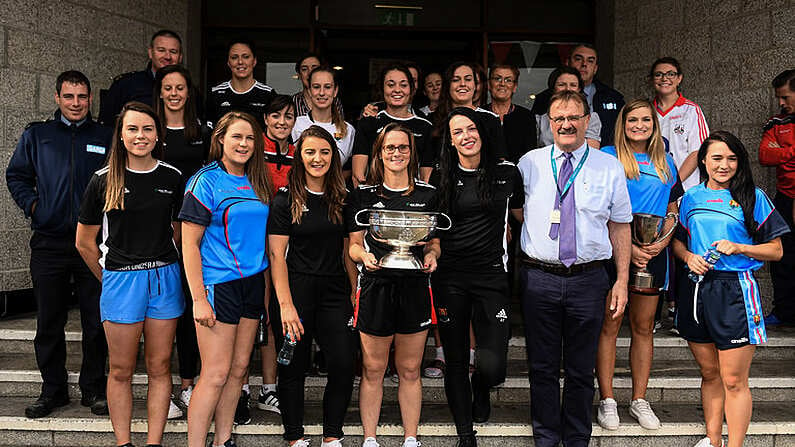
[530,78,625,147]
[99,64,155,126]
[6,111,112,237]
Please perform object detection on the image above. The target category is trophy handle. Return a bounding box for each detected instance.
[354,209,371,227]
[435,212,452,231]
[656,212,679,242]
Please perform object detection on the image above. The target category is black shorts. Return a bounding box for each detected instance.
[354,272,434,336]
[607,248,669,292]
[206,271,266,324]
[676,270,767,350]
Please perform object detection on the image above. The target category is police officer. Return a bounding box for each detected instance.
[99,29,183,126]
[6,70,113,418]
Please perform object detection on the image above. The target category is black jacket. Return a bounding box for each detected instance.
[6,111,112,237]
[99,64,155,126]
[529,78,625,147]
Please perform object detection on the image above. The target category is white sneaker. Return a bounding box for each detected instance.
[597,398,620,430]
[362,437,379,447]
[167,397,183,419]
[320,439,342,447]
[401,437,420,447]
[257,388,281,414]
[293,439,311,447]
[629,398,660,429]
[693,437,723,447]
[179,385,193,408]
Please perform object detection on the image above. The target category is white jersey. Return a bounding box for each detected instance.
[655,95,709,190]
[291,114,356,165]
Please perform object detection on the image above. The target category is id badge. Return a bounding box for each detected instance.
[549,209,560,224]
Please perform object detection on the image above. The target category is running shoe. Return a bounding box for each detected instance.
[294,439,312,447]
[456,433,477,447]
[629,398,660,429]
[362,437,380,447]
[257,388,281,414]
[167,396,183,419]
[597,398,620,430]
[321,439,342,447]
[693,437,724,447]
[234,390,251,425]
[422,358,445,378]
[179,385,193,408]
[402,437,421,447]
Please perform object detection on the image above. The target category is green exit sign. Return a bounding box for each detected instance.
[377,9,416,26]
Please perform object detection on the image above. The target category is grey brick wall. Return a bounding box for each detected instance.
[0,0,189,291]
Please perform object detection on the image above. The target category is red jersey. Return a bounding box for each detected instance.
[264,134,295,190]
[759,114,795,198]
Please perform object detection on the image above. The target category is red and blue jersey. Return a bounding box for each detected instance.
[602,146,682,217]
[179,160,270,285]
[676,184,789,272]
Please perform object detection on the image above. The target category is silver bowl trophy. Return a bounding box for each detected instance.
[630,212,678,294]
[355,209,451,269]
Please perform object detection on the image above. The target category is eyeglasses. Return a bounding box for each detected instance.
[489,76,515,85]
[549,114,585,125]
[653,71,679,80]
[383,144,411,154]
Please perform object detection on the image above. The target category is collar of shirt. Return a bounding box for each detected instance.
[60,114,87,128]
[552,142,588,164]
[583,83,596,108]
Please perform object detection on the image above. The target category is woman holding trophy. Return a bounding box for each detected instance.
[347,122,442,447]
[595,99,683,430]
[434,107,524,447]
[673,131,788,447]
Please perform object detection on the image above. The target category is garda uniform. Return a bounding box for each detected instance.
[99,66,156,126]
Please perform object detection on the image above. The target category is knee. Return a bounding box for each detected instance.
[228,359,250,382]
[630,318,655,339]
[201,368,231,389]
[396,362,421,383]
[362,359,387,382]
[700,364,721,383]
[108,363,134,383]
[145,356,172,380]
[600,317,621,337]
[721,373,748,393]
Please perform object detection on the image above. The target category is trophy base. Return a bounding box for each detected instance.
[377,253,424,270]
[630,270,659,295]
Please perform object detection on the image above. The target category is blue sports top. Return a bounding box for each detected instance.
[602,146,683,217]
[179,161,270,285]
[675,183,789,272]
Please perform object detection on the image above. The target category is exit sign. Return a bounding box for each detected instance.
[377,9,416,26]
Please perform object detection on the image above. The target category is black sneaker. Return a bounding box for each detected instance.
[223,439,238,447]
[25,393,70,418]
[256,388,280,414]
[81,393,108,415]
[456,432,477,447]
[234,390,251,425]
[471,383,490,423]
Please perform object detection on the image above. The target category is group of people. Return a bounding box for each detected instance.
[5,27,795,447]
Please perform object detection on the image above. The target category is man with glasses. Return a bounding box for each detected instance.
[530,43,624,146]
[485,64,536,162]
[516,90,631,447]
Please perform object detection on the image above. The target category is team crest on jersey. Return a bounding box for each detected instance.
[730,199,740,208]
[334,132,343,140]
[674,124,685,135]
[302,204,309,213]
[753,314,761,326]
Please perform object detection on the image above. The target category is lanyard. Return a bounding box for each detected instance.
[551,147,588,203]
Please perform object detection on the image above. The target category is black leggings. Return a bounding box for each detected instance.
[433,269,511,436]
[176,260,200,380]
[270,272,357,441]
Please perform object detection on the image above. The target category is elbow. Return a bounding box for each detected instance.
[773,243,784,262]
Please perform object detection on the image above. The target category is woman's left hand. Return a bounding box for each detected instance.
[422,252,438,273]
[638,240,665,258]
[712,239,743,256]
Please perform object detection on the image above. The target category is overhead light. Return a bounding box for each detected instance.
[374,4,422,10]
[530,94,536,100]
[333,65,343,70]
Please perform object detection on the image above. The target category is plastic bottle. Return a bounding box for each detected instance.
[277,333,297,366]
[689,248,721,283]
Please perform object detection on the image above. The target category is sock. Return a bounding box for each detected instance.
[469,349,475,365]
[435,346,445,361]
[241,384,250,394]
[262,383,276,394]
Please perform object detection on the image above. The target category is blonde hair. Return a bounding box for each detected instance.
[613,99,670,182]
[209,111,274,204]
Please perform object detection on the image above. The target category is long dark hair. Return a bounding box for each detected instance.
[434,62,477,134]
[153,65,201,141]
[697,131,758,239]
[438,107,497,213]
[105,102,164,212]
[289,125,347,225]
[376,62,416,103]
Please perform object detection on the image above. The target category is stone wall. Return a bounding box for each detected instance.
[0,0,190,291]
[611,0,794,195]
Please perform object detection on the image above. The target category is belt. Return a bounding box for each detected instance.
[519,254,605,277]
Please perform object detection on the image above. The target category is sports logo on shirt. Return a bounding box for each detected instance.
[301,204,309,213]
[155,188,173,194]
[221,101,231,107]
[674,124,685,135]
[456,180,464,186]
[372,201,385,208]
[495,308,508,323]
[420,318,432,327]
[406,202,426,207]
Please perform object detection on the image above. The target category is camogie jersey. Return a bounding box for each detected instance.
[163,126,208,184]
[654,94,709,190]
[78,161,182,270]
[268,187,348,275]
[206,80,276,129]
[602,146,683,217]
[676,184,789,272]
[263,134,295,190]
[179,161,270,285]
[292,113,355,165]
[346,181,439,277]
[353,110,433,166]
[423,107,508,169]
[437,161,524,273]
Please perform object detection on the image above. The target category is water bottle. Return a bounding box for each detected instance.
[689,248,721,283]
[277,333,297,366]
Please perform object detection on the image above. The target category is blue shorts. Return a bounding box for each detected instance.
[676,270,767,350]
[206,272,266,324]
[101,262,185,323]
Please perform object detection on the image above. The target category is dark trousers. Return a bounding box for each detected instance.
[771,192,795,322]
[434,269,510,436]
[519,264,609,447]
[175,260,200,380]
[269,272,356,441]
[30,232,106,398]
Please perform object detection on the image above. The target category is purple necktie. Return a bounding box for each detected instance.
[548,152,577,267]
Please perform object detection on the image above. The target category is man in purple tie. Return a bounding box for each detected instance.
[515,89,632,447]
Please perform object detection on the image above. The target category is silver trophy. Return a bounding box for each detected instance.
[354,209,451,269]
[630,212,678,294]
